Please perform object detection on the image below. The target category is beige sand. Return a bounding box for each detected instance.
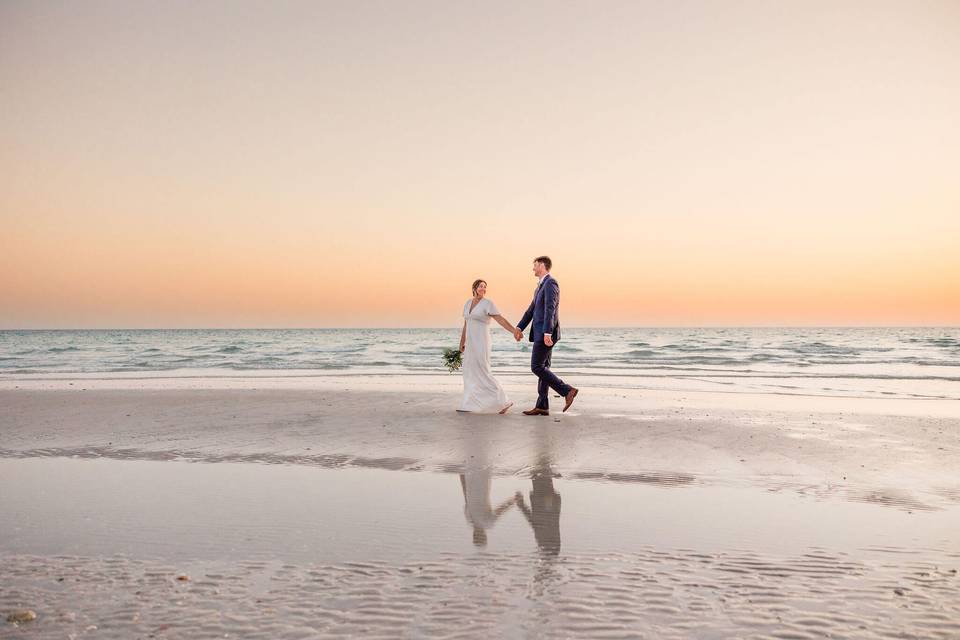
[2,374,958,510]
[3,375,959,638]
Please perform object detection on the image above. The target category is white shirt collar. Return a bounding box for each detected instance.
[538,273,550,286]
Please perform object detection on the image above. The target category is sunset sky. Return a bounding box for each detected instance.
[2,0,958,328]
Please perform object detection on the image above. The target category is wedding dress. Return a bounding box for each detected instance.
[459,297,510,413]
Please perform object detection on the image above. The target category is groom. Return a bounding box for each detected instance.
[515,256,578,415]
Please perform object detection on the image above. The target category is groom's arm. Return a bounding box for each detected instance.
[517,298,535,331]
[542,280,559,337]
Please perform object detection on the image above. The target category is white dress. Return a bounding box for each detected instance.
[459,297,511,413]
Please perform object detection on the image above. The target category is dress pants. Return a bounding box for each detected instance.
[531,340,572,410]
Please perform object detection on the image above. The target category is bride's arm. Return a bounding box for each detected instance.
[491,314,517,334]
[514,492,533,525]
[459,321,466,352]
[492,496,516,519]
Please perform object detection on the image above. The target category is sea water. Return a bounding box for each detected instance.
[1,327,957,400]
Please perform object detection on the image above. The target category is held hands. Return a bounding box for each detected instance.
[513,328,523,342]
[544,334,554,347]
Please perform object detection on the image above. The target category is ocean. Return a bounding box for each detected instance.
[1,327,957,400]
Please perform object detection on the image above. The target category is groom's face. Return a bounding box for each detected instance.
[533,261,546,278]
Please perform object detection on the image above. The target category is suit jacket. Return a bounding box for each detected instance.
[518,274,561,343]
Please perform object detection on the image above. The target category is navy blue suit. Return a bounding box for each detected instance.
[517,275,572,410]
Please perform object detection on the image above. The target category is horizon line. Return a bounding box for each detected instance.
[2,325,958,331]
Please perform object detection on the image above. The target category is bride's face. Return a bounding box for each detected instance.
[474,282,487,298]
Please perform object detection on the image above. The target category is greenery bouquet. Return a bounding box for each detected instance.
[442,347,463,372]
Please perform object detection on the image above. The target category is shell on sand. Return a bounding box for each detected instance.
[6,609,37,624]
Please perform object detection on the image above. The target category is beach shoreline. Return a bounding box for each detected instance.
[3,377,959,638]
[2,376,958,508]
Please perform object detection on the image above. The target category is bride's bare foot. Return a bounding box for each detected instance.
[498,402,514,415]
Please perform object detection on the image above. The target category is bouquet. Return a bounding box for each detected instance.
[442,347,463,372]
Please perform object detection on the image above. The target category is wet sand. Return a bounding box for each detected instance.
[2,377,958,508]
[1,376,959,638]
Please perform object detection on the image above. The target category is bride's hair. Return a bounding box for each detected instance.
[471,279,487,295]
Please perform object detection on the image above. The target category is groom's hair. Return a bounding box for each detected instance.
[471,279,487,295]
[534,255,552,271]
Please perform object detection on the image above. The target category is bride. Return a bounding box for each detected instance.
[458,279,522,414]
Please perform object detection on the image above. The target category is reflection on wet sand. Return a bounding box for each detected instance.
[459,429,516,547]
[459,473,515,547]
[458,423,564,557]
[458,425,565,555]
[516,458,562,556]
[3,453,960,639]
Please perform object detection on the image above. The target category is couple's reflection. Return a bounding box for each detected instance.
[459,463,515,547]
[515,456,561,556]
[459,430,560,555]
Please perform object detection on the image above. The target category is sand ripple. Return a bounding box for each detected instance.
[2,547,957,639]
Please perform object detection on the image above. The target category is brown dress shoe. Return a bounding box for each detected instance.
[562,388,579,412]
[522,408,549,416]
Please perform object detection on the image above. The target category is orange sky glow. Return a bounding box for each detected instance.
[2,1,958,328]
